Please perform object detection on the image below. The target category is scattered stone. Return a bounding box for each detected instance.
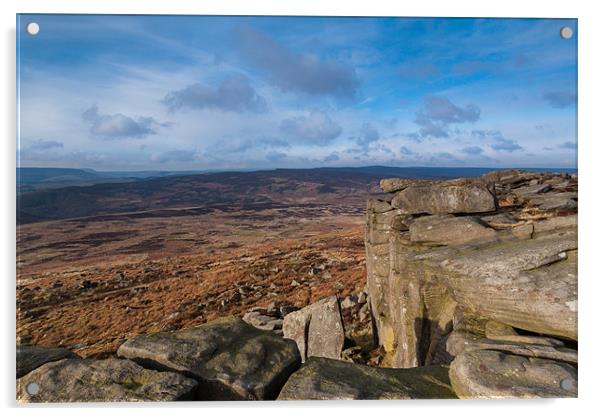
[283,296,345,362]
[449,350,577,398]
[17,358,197,402]
[79,280,98,290]
[118,316,300,400]
[278,357,457,400]
[17,345,80,378]
[290,279,300,287]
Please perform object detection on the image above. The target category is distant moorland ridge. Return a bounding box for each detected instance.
[17,166,575,224]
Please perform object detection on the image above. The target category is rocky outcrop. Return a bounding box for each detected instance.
[282,296,345,362]
[278,357,456,400]
[365,170,577,397]
[17,358,197,402]
[17,345,80,378]
[118,316,300,400]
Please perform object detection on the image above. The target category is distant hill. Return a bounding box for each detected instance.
[16,166,576,224]
[16,167,208,194]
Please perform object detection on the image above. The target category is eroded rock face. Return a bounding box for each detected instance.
[117,316,300,400]
[278,357,457,400]
[449,350,577,399]
[282,296,344,362]
[17,345,80,378]
[390,184,496,215]
[365,170,578,397]
[17,358,197,402]
[409,215,497,246]
[446,330,577,363]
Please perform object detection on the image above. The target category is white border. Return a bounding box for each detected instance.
[2,1,600,414]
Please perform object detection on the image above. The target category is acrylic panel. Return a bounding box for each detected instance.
[16,14,577,402]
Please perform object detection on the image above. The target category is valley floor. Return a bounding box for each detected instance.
[16,203,367,357]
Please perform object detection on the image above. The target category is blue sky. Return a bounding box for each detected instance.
[17,15,577,170]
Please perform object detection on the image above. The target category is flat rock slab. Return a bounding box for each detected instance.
[278,357,457,400]
[446,330,577,363]
[449,350,577,398]
[17,358,197,403]
[118,316,300,400]
[391,184,496,215]
[282,296,344,362]
[17,345,80,378]
[410,215,497,246]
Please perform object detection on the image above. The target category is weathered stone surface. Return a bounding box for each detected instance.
[391,184,496,214]
[484,320,564,347]
[282,296,344,362]
[446,330,577,363]
[533,215,577,235]
[511,222,533,239]
[481,213,519,226]
[365,170,577,373]
[243,311,283,331]
[118,316,300,400]
[428,232,578,340]
[278,357,457,400]
[380,178,416,193]
[409,215,497,246]
[513,183,552,196]
[369,209,412,232]
[449,350,577,398]
[367,198,393,213]
[17,345,80,378]
[17,358,197,402]
[528,192,578,210]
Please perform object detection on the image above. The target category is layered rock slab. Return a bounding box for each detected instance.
[449,350,577,398]
[391,184,496,215]
[421,231,578,340]
[278,357,457,400]
[118,316,300,400]
[409,215,497,246]
[365,171,577,370]
[17,358,197,402]
[17,345,80,378]
[282,296,345,362]
[446,330,577,363]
